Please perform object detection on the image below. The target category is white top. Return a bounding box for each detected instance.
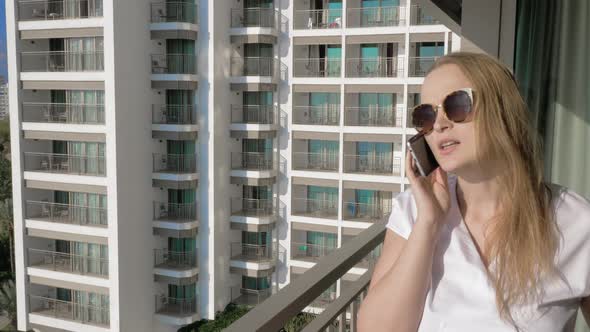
[385,173,590,332]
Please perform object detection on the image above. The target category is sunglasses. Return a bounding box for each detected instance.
[411,88,475,134]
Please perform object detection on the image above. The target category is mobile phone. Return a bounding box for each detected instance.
[406,133,439,177]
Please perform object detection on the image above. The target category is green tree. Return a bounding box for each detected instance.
[0,199,13,276]
[0,159,11,202]
[280,312,317,332]
[0,279,16,328]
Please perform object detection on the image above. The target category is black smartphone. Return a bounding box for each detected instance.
[407,133,439,177]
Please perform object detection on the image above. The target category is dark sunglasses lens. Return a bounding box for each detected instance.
[443,90,472,122]
[412,104,436,132]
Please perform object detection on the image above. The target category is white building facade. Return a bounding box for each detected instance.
[5,0,458,331]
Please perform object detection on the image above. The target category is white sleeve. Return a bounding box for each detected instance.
[385,189,418,239]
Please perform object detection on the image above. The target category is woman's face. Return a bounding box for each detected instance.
[421,64,478,175]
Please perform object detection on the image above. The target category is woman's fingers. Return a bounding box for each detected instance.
[405,148,418,185]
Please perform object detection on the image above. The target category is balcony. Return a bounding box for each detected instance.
[152,104,197,125]
[343,155,402,175]
[24,152,106,176]
[291,198,338,219]
[154,249,197,270]
[231,152,274,171]
[230,242,276,263]
[21,51,104,72]
[18,0,103,21]
[230,8,278,29]
[291,241,336,263]
[29,294,110,327]
[155,295,197,317]
[229,286,273,307]
[410,5,440,25]
[408,56,439,77]
[344,106,403,127]
[230,105,278,125]
[292,105,340,126]
[152,153,197,174]
[342,201,392,223]
[294,9,342,30]
[22,102,105,125]
[346,6,405,28]
[153,202,197,222]
[230,56,279,78]
[27,248,108,277]
[292,152,338,172]
[150,1,197,24]
[230,198,275,218]
[345,57,403,78]
[151,54,197,74]
[293,58,341,78]
[25,200,107,227]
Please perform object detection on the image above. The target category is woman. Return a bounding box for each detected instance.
[356,52,590,332]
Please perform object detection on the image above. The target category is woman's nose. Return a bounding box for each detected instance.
[432,106,452,132]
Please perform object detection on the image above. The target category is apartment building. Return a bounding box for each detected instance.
[6,0,457,331]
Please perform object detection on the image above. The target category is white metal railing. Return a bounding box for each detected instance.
[230,7,277,28]
[231,152,274,171]
[344,106,403,127]
[155,295,197,315]
[230,105,278,125]
[230,56,278,77]
[346,6,405,27]
[24,152,106,176]
[153,201,197,221]
[410,5,440,25]
[229,286,274,306]
[28,248,108,277]
[345,57,403,77]
[151,104,196,125]
[293,105,340,126]
[230,197,275,217]
[291,241,337,262]
[292,197,338,218]
[292,152,339,171]
[343,155,402,175]
[150,1,197,24]
[342,201,392,222]
[154,249,197,268]
[294,9,342,29]
[152,153,197,173]
[21,51,104,72]
[25,200,107,226]
[408,56,440,77]
[151,54,197,74]
[22,102,105,124]
[29,295,110,326]
[230,242,276,262]
[18,0,103,21]
[293,58,342,78]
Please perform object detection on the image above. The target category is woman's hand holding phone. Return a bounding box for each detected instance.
[405,149,451,232]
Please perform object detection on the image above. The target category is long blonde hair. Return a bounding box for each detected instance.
[427,52,560,327]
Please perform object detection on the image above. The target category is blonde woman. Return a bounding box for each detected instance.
[357,52,590,332]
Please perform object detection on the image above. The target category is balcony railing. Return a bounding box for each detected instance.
[410,5,440,25]
[231,152,274,171]
[22,102,105,124]
[293,105,340,126]
[230,197,275,217]
[155,295,197,316]
[154,249,197,269]
[21,51,104,72]
[346,6,405,27]
[224,221,386,332]
[230,105,278,125]
[408,56,439,77]
[230,286,273,306]
[291,241,336,262]
[152,153,197,173]
[25,200,107,227]
[230,7,277,28]
[28,248,108,277]
[18,0,103,21]
[345,57,402,77]
[153,202,197,221]
[230,242,275,262]
[152,104,196,125]
[344,155,401,175]
[150,1,197,24]
[151,54,196,74]
[344,106,403,127]
[292,197,338,219]
[293,58,341,78]
[230,57,278,77]
[294,9,342,29]
[24,152,106,176]
[343,201,392,222]
[292,152,339,171]
[29,295,110,326]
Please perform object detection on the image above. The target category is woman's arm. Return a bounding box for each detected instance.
[357,219,443,332]
[582,296,590,327]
